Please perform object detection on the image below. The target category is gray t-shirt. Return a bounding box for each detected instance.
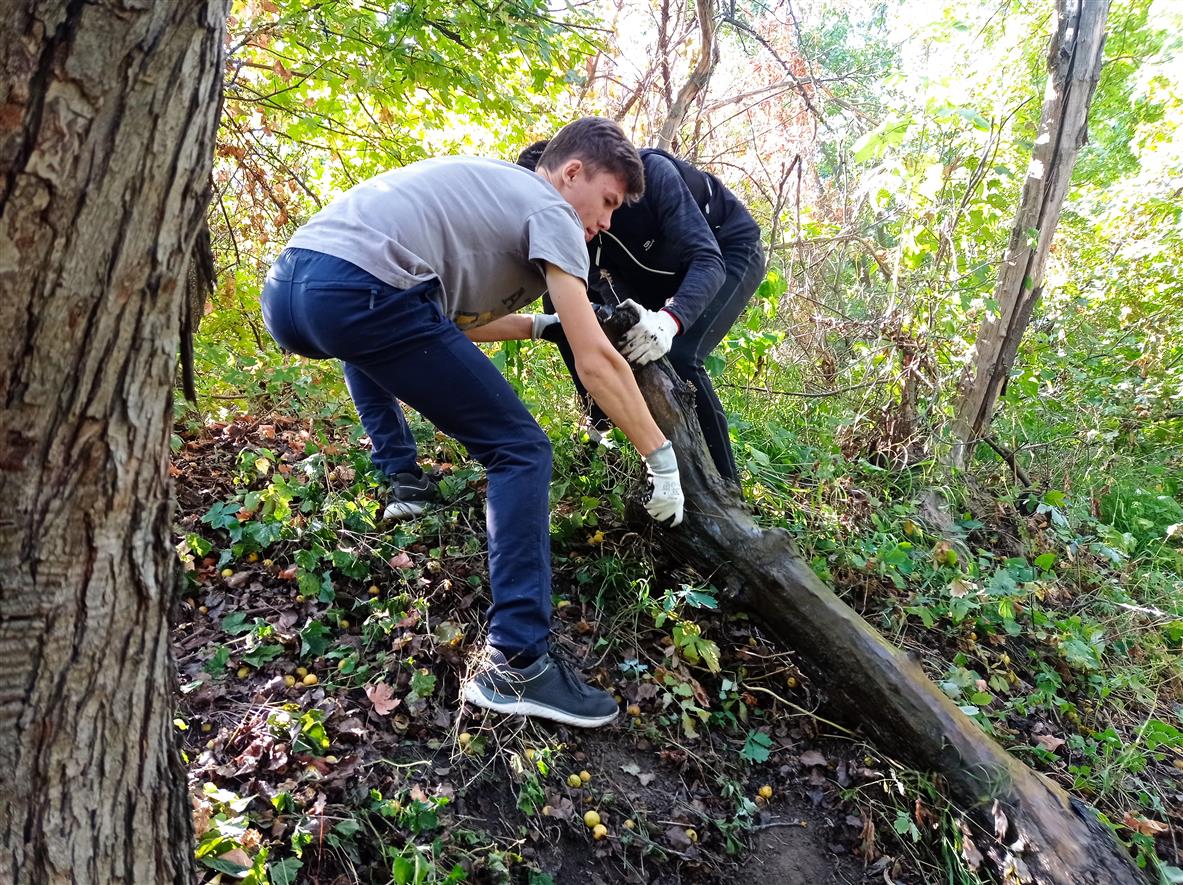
[286,157,589,330]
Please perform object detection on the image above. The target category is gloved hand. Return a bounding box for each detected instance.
[529,313,563,343]
[619,300,679,365]
[642,440,684,526]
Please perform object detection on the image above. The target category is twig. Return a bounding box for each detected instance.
[755,818,809,830]
[718,380,883,398]
[983,435,1031,487]
[740,684,855,735]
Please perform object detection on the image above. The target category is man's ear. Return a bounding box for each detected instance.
[559,157,584,185]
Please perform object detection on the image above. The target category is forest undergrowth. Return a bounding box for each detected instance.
[172,328,1183,884]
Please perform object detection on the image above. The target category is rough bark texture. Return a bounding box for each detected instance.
[950,0,1109,468]
[0,2,227,882]
[600,304,1144,884]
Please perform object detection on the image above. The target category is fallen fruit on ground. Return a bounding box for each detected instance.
[567,773,582,788]
[583,810,601,828]
[302,673,318,686]
[758,785,773,799]
[592,824,608,840]
[579,769,591,783]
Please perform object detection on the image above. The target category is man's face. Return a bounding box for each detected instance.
[555,160,627,241]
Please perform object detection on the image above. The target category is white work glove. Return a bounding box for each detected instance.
[641,440,684,526]
[620,300,679,365]
[529,313,562,342]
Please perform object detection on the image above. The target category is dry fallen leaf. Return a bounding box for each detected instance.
[932,539,958,567]
[218,846,253,870]
[959,820,983,871]
[389,552,414,569]
[856,816,877,862]
[949,578,973,598]
[1034,733,1066,753]
[992,800,1009,841]
[366,682,400,716]
[1122,812,1169,836]
[799,750,828,768]
[664,825,693,849]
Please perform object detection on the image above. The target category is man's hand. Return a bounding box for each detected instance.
[620,300,679,365]
[642,440,684,526]
[529,313,563,342]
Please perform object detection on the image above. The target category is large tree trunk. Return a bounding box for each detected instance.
[601,305,1144,883]
[949,0,1109,468]
[0,2,226,881]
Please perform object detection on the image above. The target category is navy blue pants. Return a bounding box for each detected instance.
[547,238,765,482]
[261,247,553,660]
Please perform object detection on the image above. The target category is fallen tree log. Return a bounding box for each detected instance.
[600,307,1144,884]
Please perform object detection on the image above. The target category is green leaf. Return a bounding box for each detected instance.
[893,809,921,841]
[906,605,936,628]
[243,643,284,667]
[1034,552,1057,570]
[300,620,331,657]
[221,612,253,636]
[269,857,303,885]
[333,818,362,838]
[205,645,231,676]
[740,729,773,763]
[201,854,251,876]
[411,668,437,698]
[852,115,912,162]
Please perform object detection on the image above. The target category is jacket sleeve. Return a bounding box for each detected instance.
[645,154,726,331]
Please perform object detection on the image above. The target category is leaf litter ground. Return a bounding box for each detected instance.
[171,414,891,884]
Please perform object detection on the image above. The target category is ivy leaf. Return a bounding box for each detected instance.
[740,729,773,763]
[243,643,284,667]
[300,620,331,658]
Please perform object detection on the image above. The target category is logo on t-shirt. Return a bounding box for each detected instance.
[643,239,656,251]
[500,286,527,310]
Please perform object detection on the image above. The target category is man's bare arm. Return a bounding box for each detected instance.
[464,314,533,342]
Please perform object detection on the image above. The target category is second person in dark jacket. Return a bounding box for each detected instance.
[518,141,765,484]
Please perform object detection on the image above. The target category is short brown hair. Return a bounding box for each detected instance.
[535,117,645,201]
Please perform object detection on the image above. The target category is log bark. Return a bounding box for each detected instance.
[0,2,226,882]
[601,305,1144,883]
[949,0,1109,468]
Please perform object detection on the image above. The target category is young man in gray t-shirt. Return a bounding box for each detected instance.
[260,117,683,728]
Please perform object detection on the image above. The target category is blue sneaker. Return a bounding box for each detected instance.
[463,648,618,728]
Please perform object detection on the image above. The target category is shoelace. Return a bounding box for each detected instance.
[547,649,598,698]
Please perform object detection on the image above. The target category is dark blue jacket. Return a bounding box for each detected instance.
[590,150,760,330]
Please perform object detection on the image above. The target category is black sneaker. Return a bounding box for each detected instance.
[382,471,440,520]
[463,648,619,728]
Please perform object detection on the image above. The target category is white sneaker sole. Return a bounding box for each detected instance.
[462,681,618,728]
[383,500,428,520]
